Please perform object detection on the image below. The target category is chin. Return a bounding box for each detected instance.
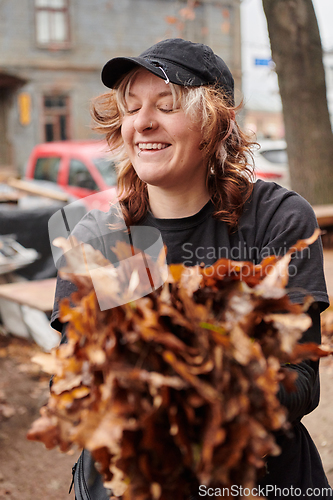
[139,177,165,187]
[135,169,167,187]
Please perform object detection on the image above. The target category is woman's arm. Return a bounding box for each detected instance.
[252,186,329,423]
[277,304,321,423]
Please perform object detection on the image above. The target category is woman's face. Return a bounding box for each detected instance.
[120,70,206,193]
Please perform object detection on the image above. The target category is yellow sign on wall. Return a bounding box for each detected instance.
[18,93,31,126]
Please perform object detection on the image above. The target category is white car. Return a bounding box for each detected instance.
[253,140,290,189]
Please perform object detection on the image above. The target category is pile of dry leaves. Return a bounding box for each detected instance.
[27,231,332,499]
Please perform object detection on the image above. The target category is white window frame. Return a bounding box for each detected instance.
[35,0,70,49]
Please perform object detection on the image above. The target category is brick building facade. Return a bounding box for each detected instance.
[0,0,241,174]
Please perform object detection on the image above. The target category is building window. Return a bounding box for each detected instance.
[43,95,70,141]
[35,0,70,48]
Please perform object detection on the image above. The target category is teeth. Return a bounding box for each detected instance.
[138,143,168,150]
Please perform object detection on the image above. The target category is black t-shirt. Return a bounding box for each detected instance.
[51,180,331,498]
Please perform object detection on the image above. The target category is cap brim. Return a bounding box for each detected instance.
[101,56,205,89]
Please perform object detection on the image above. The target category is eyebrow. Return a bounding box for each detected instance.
[128,90,173,98]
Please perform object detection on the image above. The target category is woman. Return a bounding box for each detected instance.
[51,39,331,499]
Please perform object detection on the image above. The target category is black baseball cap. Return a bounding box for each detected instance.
[101,38,234,105]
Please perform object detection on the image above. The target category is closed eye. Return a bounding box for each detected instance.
[126,108,140,115]
[159,105,180,113]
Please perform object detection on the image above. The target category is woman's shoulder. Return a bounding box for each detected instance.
[240,180,319,252]
[247,180,316,221]
[71,204,126,240]
[251,179,305,203]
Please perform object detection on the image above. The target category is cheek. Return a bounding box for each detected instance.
[120,127,135,162]
[183,133,203,156]
[173,121,202,150]
[120,120,132,147]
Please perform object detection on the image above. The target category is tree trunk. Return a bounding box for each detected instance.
[262,0,333,205]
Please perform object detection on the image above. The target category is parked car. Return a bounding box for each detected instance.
[25,140,118,211]
[253,140,290,189]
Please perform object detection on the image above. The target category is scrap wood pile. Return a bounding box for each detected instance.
[27,230,333,499]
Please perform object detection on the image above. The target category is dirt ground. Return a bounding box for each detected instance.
[0,335,80,500]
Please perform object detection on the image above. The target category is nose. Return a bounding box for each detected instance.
[133,107,155,133]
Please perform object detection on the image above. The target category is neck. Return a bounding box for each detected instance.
[147,186,210,219]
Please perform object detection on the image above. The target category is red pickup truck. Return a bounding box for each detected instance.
[25,140,118,211]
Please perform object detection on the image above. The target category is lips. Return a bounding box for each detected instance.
[138,142,170,150]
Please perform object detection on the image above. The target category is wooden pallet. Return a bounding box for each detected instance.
[0,278,56,312]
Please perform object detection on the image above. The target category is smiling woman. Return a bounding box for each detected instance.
[91,43,254,227]
[120,70,207,216]
[51,38,332,500]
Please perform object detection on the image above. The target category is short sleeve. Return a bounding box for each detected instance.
[50,212,105,331]
[50,207,131,330]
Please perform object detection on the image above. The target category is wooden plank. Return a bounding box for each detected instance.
[7,178,69,202]
[0,278,57,312]
[313,205,333,228]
